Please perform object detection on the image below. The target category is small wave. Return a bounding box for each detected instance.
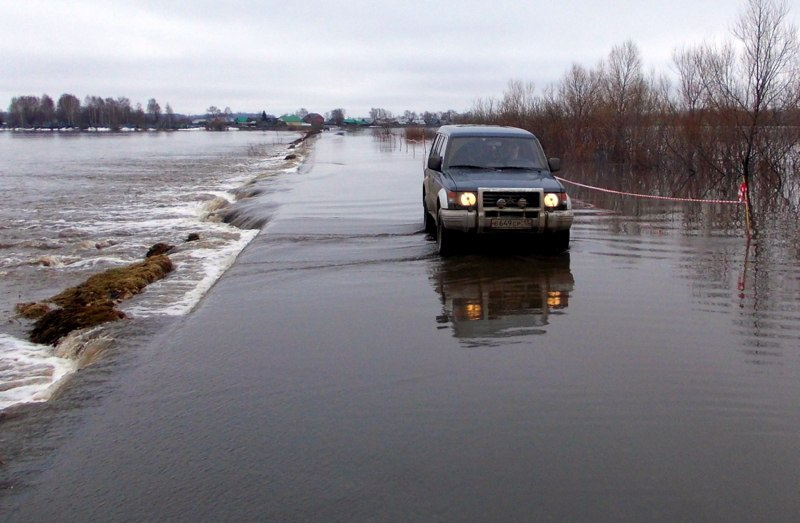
[64,256,131,269]
[27,255,80,268]
[220,206,275,229]
[0,333,76,411]
[53,328,115,366]
[120,228,258,317]
[21,239,66,250]
[201,196,232,215]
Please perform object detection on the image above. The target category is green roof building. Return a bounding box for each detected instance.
[279,114,304,123]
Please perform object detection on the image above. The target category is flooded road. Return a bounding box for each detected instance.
[5,130,800,521]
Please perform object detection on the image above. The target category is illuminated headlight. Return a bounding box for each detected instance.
[458,192,477,207]
[544,193,561,208]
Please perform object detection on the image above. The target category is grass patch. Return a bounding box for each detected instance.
[26,254,173,345]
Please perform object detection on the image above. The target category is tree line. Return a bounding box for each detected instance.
[2,93,179,130]
[460,0,800,219]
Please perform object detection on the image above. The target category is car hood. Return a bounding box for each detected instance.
[444,168,565,192]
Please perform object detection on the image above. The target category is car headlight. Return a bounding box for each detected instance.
[448,191,477,208]
[458,192,477,207]
[544,193,561,208]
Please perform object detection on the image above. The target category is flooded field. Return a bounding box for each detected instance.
[4,129,800,520]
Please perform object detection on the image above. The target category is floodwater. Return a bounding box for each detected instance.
[3,129,800,521]
[0,130,302,409]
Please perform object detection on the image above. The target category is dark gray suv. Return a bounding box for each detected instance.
[423,125,573,255]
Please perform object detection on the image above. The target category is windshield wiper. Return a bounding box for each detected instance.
[448,164,484,169]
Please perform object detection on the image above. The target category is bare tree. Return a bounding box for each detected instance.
[369,107,392,122]
[8,95,41,127]
[39,94,55,126]
[104,97,121,131]
[330,108,345,126]
[147,98,161,126]
[56,93,81,128]
[695,0,800,222]
[599,40,648,163]
[132,103,146,129]
[468,96,497,124]
[165,103,174,129]
[83,95,105,128]
[499,79,538,129]
[559,64,602,160]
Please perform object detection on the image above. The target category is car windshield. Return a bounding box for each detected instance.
[445,136,547,170]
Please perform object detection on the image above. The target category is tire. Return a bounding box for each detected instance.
[436,210,458,256]
[548,229,570,254]
[423,199,436,235]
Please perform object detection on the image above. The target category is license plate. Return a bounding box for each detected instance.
[490,218,534,229]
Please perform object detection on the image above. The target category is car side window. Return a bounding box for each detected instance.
[430,134,444,159]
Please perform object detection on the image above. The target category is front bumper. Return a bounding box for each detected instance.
[439,208,572,233]
[440,187,573,234]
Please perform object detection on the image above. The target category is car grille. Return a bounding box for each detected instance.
[481,191,541,209]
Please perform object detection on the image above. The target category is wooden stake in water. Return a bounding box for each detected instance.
[739,179,752,238]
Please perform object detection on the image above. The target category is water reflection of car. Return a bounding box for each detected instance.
[432,255,574,344]
[423,125,573,256]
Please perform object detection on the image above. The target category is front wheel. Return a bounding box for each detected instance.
[423,200,436,235]
[548,229,570,254]
[436,211,458,256]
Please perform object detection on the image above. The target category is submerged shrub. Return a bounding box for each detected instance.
[29,254,173,345]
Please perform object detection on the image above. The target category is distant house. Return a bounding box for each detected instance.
[279,114,310,128]
[342,117,368,126]
[303,113,324,126]
[235,116,255,127]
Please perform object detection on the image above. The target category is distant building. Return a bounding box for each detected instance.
[342,117,368,126]
[303,113,324,126]
[279,114,311,128]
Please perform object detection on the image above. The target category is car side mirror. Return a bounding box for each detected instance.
[548,157,561,172]
[427,156,443,171]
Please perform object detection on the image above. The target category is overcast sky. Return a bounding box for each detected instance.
[2,0,800,117]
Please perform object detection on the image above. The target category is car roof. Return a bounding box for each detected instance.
[436,125,535,139]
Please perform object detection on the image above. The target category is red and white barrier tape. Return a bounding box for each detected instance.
[555,176,744,205]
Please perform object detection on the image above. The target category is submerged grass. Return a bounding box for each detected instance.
[26,254,173,345]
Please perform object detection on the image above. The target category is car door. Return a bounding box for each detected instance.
[424,133,446,212]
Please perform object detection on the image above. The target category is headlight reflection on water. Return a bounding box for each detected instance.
[547,291,564,307]
[454,300,483,321]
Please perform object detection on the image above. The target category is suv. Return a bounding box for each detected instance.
[423,125,573,255]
